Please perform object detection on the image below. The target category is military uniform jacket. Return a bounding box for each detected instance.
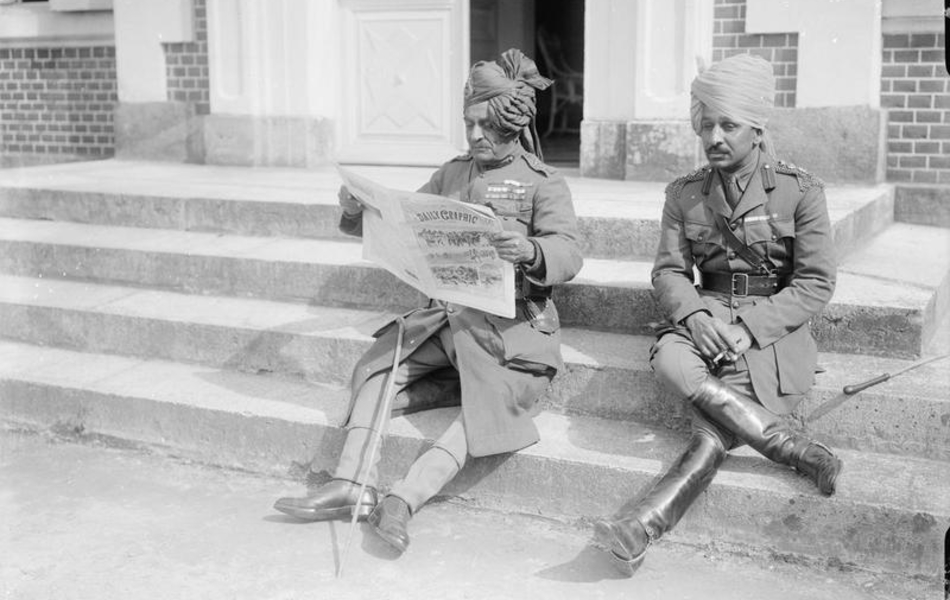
[652,155,836,414]
[340,146,583,457]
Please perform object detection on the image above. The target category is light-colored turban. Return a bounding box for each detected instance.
[464,48,553,159]
[691,54,776,157]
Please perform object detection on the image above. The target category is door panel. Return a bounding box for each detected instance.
[337,0,469,165]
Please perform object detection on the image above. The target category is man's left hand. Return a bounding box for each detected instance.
[490,231,536,264]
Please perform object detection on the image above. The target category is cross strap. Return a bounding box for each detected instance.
[716,214,778,275]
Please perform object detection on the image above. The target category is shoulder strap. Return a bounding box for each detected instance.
[716,215,777,274]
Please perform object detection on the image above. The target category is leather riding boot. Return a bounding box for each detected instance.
[368,495,412,554]
[593,430,725,576]
[690,376,842,495]
[273,479,378,521]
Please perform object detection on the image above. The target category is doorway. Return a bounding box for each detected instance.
[469,0,584,169]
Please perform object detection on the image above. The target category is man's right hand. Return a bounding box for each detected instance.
[338,185,363,216]
[684,311,743,363]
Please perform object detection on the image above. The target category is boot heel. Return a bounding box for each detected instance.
[592,521,646,577]
[352,503,375,521]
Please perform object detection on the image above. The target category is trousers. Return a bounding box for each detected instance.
[333,324,468,514]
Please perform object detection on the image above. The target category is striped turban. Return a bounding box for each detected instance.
[464,48,553,158]
[691,54,776,157]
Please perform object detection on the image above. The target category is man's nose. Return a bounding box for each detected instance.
[470,124,485,140]
[708,125,723,145]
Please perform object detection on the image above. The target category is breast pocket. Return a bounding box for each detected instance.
[748,215,796,265]
[684,221,723,257]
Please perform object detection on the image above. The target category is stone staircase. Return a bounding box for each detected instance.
[0,160,948,582]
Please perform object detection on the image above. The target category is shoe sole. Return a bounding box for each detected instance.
[592,521,645,578]
[273,502,375,522]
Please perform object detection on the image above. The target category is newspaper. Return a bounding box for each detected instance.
[337,166,516,318]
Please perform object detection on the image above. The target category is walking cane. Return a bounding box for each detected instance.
[806,353,948,422]
[336,316,406,578]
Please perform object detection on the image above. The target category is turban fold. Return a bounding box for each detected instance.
[691,54,776,156]
[464,48,552,159]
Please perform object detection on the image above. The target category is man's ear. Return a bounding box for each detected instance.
[753,128,763,145]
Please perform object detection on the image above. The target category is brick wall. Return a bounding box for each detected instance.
[0,46,116,161]
[712,0,799,108]
[881,33,950,185]
[163,0,210,115]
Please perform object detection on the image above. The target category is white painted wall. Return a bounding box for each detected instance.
[0,2,113,45]
[206,0,340,118]
[584,0,713,121]
[882,0,943,32]
[113,0,193,103]
[746,0,882,108]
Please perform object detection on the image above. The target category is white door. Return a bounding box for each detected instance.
[337,0,470,166]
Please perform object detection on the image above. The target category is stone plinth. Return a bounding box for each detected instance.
[114,101,203,163]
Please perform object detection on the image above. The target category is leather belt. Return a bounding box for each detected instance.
[700,271,787,297]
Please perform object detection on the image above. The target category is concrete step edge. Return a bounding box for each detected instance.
[0,341,946,578]
[1,273,947,394]
[1,216,944,311]
[0,163,895,262]
[1,275,948,462]
[1,217,946,359]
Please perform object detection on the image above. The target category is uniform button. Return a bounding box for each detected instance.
[727,251,736,260]
[732,300,740,309]
[447,307,455,314]
[771,235,777,241]
[730,222,738,230]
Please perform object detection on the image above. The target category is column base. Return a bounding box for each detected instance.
[769,106,886,184]
[114,101,204,163]
[580,119,701,181]
[203,115,335,168]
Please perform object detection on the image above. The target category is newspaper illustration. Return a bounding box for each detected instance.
[337,166,516,318]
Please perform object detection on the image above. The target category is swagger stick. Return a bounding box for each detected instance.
[336,316,406,578]
[806,353,948,422]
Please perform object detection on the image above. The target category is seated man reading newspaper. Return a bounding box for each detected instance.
[274,48,583,555]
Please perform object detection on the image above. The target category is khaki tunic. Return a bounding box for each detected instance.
[652,156,836,414]
[340,147,583,457]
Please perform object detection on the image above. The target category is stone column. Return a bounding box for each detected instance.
[113,0,198,161]
[582,0,712,180]
[203,0,339,166]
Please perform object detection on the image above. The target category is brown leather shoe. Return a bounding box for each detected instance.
[368,495,411,554]
[592,517,649,577]
[273,479,377,521]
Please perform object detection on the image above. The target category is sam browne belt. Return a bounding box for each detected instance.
[700,271,788,297]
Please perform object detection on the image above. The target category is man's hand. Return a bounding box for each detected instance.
[489,231,536,264]
[338,185,363,216]
[685,312,753,364]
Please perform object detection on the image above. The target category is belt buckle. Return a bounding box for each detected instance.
[731,273,749,297]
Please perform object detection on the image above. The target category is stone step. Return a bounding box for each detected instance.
[895,184,950,228]
[1,275,947,462]
[0,159,895,261]
[1,341,946,578]
[0,217,946,358]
